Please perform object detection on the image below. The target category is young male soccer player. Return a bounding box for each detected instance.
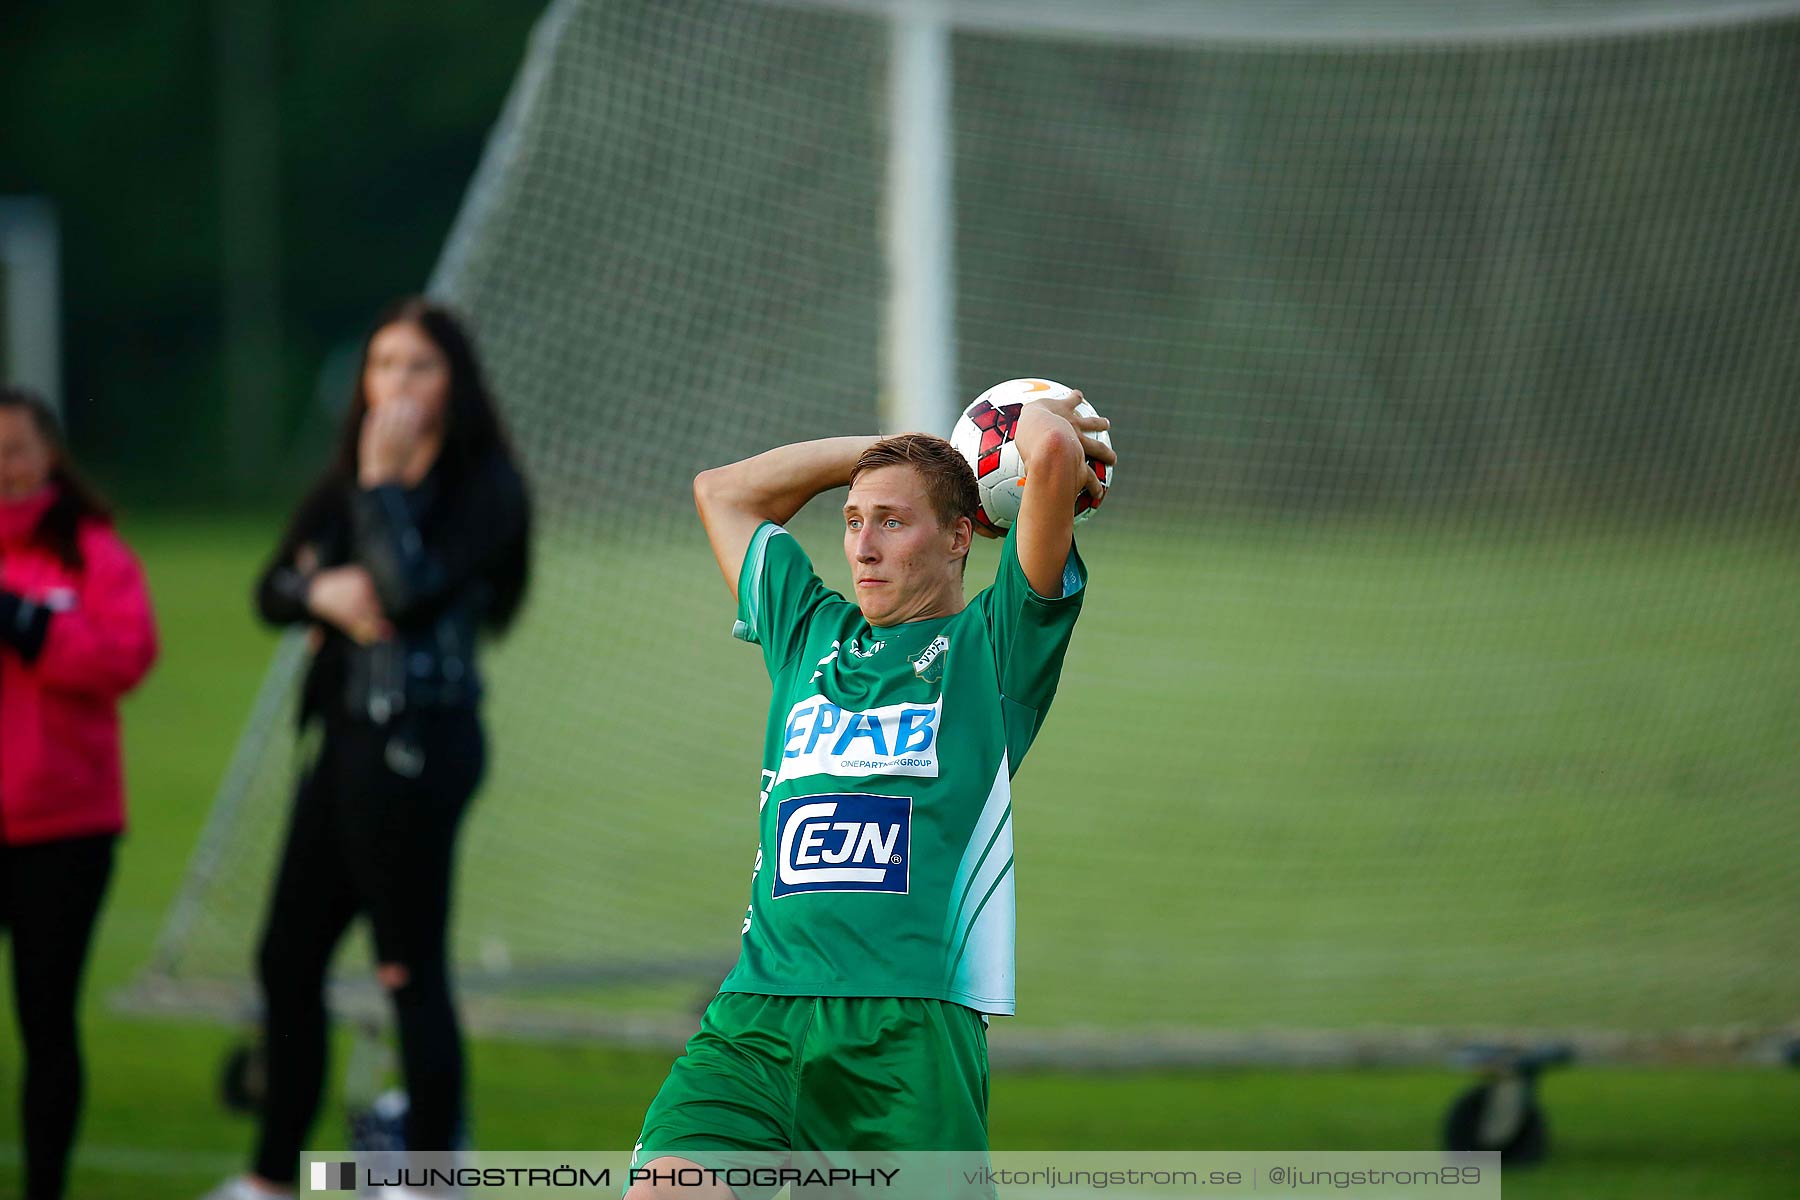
[623,393,1114,1199]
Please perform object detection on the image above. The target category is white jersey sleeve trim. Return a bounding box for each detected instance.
[1059,550,1083,599]
[732,523,790,643]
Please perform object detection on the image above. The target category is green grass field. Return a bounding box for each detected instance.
[141,508,1799,1038]
[0,513,1792,1199]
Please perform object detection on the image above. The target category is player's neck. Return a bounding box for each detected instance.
[870,583,965,630]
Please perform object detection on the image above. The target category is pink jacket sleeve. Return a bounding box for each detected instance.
[33,525,159,697]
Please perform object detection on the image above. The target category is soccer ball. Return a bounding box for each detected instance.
[949,378,1113,533]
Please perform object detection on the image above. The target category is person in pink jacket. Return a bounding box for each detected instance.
[0,386,157,1200]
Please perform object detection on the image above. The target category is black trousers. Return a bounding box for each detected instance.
[0,832,115,1200]
[252,707,484,1184]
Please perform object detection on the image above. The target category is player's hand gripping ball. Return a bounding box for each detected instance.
[950,378,1114,534]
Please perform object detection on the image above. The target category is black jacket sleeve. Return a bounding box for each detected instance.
[256,564,313,626]
[254,484,346,627]
[349,455,528,626]
[0,589,52,662]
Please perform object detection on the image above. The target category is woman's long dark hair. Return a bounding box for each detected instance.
[278,297,531,631]
[0,386,113,570]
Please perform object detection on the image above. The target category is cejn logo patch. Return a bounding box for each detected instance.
[773,793,911,897]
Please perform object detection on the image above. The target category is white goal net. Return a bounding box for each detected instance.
[126,0,1800,1067]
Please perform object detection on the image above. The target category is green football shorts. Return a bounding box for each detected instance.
[630,992,994,1197]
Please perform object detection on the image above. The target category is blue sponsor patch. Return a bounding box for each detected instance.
[772,793,911,897]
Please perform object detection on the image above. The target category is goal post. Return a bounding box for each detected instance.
[883,1,957,437]
[0,197,62,410]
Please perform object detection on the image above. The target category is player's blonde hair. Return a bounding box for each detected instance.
[852,434,979,532]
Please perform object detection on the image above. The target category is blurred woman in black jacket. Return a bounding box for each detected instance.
[207,298,529,1200]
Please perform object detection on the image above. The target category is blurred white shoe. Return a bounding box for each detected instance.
[199,1178,292,1200]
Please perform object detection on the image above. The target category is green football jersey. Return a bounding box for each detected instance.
[719,521,1087,1015]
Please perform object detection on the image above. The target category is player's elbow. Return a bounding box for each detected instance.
[1022,420,1083,479]
[692,466,732,516]
[693,465,756,528]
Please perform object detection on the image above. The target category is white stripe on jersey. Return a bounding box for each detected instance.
[944,754,1016,1013]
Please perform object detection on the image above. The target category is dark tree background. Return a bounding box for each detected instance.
[0,0,541,502]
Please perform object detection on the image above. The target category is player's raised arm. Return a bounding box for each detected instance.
[694,435,882,599]
[1011,391,1114,596]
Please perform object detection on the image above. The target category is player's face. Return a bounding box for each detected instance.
[0,408,54,501]
[362,320,451,433]
[844,465,969,626]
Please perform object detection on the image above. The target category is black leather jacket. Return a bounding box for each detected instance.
[256,452,529,730]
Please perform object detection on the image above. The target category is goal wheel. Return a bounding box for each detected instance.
[1442,1042,1569,1165]
[1442,1079,1548,1163]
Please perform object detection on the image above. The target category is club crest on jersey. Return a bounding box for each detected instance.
[910,635,949,683]
[776,695,940,785]
[773,793,910,897]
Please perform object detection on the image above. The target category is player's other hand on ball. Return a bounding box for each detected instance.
[954,378,1117,533]
[1035,389,1116,505]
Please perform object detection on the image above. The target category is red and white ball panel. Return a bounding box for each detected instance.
[949,378,1114,532]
